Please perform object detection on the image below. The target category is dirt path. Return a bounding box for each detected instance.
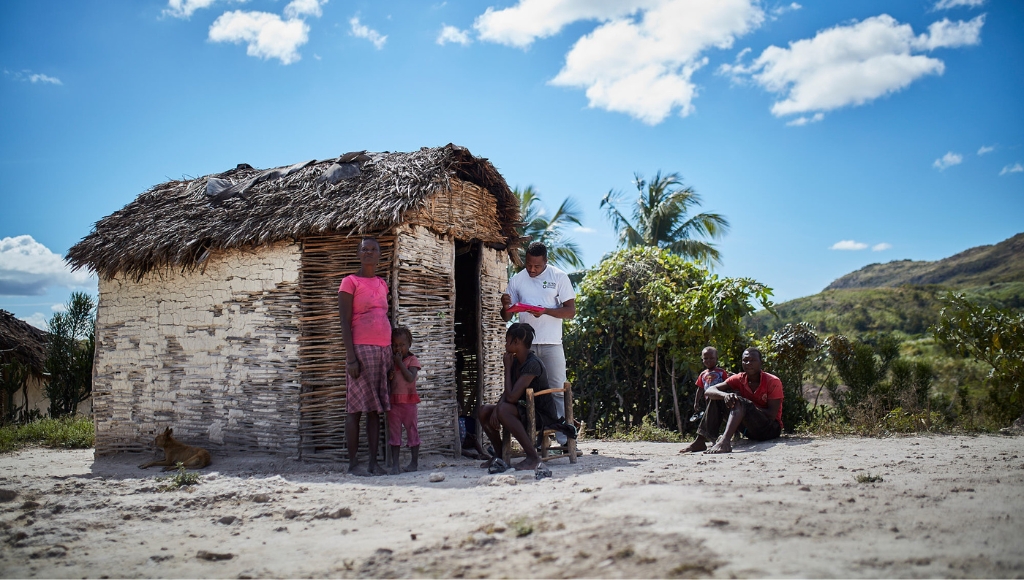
[1,434,1022,578]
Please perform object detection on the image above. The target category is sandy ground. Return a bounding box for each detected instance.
[1,434,1023,579]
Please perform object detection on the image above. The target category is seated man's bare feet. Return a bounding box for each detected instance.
[480,457,496,469]
[513,457,541,471]
[681,441,707,453]
[705,439,732,454]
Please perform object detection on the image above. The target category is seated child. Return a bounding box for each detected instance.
[477,323,561,471]
[387,327,421,474]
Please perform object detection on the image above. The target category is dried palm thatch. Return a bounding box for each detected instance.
[0,309,48,376]
[67,144,521,279]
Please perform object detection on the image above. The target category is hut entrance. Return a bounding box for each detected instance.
[453,240,483,448]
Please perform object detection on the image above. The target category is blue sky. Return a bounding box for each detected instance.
[1,0,1021,329]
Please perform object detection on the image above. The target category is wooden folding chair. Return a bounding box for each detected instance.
[500,382,580,465]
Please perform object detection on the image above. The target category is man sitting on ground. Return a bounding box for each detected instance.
[681,347,783,453]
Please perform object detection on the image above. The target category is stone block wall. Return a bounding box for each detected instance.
[93,242,303,456]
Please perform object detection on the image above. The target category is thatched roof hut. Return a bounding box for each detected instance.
[0,309,47,375]
[69,144,520,460]
[1,309,50,420]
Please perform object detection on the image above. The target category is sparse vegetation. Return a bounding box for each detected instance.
[856,473,883,484]
[157,462,202,491]
[609,414,682,442]
[507,516,533,537]
[0,416,94,453]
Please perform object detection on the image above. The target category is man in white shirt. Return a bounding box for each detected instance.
[501,242,576,442]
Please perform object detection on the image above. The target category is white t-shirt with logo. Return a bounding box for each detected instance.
[505,264,576,345]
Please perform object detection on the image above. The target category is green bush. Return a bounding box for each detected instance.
[608,414,683,443]
[0,416,94,453]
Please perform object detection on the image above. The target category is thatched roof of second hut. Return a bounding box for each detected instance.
[67,144,520,280]
[0,310,48,376]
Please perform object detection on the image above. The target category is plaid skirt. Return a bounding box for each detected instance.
[346,344,392,414]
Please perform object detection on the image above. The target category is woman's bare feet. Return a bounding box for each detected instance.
[403,462,417,472]
[368,462,388,476]
[349,463,371,477]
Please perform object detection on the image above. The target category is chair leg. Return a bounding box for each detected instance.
[501,428,511,465]
[565,382,577,464]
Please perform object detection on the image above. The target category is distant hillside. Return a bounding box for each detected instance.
[748,233,1024,338]
[826,233,1024,290]
[746,283,1024,337]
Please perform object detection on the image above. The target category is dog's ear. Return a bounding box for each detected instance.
[163,427,172,435]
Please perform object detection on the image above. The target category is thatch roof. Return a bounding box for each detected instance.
[67,144,520,280]
[0,309,48,375]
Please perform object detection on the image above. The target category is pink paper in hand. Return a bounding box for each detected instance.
[507,302,545,315]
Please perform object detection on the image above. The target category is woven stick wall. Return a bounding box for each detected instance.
[297,234,395,462]
[405,178,506,244]
[480,247,508,403]
[392,224,458,455]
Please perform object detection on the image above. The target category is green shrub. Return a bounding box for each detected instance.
[0,416,94,453]
[157,463,202,491]
[609,414,682,442]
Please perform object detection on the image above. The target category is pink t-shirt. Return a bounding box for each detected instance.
[391,354,421,405]
[338,275,391,346]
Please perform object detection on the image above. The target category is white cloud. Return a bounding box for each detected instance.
[0,235,95,296]
[437,25,471,46]
[533,0,764,125]
[770,2,801,19]
[164,0,219,19]
[284,0,325,20]
[913,16,985,51]
[209,10,310,64]
[573,226,597,234]
[29,73,62,85]
[785,112,823,126]
[1000,163,1023,176]
[725,14,984,119]
[50,303,67,312]
[350,16,387,49]
[5,69,62,85]
[21,313,48,331]
[934,0,985,10]
[830,240,868,250]
[933,151,963,170]
[872,243,892,251]
[474,0,657,48]
[977,145,995,155]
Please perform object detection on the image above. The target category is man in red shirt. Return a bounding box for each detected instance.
[682,347,783,454]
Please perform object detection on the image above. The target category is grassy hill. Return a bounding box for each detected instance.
[826,233,1024,290]
[748,233,1024,337]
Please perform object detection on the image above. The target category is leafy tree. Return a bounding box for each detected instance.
[564,247,772,433]
[754,323,818,432]
[600,171,729,266]
[44,292,96,418]
[513,186,585,271]
[1,360,29,425]
[933,292,1024,426]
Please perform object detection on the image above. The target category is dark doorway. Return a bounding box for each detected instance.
[453,240,482,454]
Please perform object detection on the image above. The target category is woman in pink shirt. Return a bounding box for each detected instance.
[338,237,393,476]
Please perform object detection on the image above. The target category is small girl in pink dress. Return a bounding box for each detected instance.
[387,327,421,474]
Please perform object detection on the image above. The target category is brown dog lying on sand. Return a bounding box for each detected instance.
[138,427,212,471]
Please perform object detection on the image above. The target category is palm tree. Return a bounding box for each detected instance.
[600,171,730,266]
[514,186,585,272]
